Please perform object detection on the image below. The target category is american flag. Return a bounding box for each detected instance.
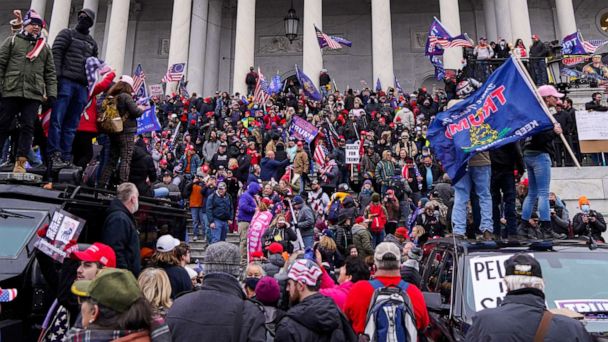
[314,143,327,167]
[0,288,17,302]
[253,68,270,105]
[429,34,473,49]
[315,25,342,49]
[583,39,608,54]
[162,63,185,83]
[132,64,146,96]
[178,75,189,98]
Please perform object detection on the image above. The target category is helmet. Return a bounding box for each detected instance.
[338,183,350,192]
[456,79,477,99]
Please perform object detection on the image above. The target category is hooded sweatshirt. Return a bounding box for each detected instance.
[238,182,260,222]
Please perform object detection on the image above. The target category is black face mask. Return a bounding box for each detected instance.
[549,200,556,207]
[75,16,93,34]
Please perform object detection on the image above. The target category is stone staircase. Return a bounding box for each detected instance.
[184,218,240,259]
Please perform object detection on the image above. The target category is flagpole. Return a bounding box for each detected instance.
[513,56,581,168]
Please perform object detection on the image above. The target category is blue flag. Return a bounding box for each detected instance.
[394,76,403,94]
[295,65,322,101]
[425,17,452,56]
[427,57,553,183]
[136,105,161,134]
[562,32,587,55]
[375,78,382,92]
[269,73,282,95]
[241,95,249,106]
[430,55,445,80]
[332,35,352,47]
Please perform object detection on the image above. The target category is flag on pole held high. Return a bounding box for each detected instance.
[253,67,271,105]
[315,25,352,49]
[295,65,322,101]
[429,33,474,49]
[394,76,403,94]
[375,78,382,92]
[162,63,185,83]
[425,17,453,56]
[583,39,608,54]
[178,75,189,98]
[427,57,554,183]
[133,64,147,99]
[313,143,327,167]
[561,32,588,55]
[269,72,282,95]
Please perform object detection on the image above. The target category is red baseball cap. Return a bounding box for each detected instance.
[266,242,284,255]
[73,243,117,268]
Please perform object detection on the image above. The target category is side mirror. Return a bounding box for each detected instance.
[423,291,450,315]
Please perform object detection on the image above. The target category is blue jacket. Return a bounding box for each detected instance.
[260,158,290,181]
[179,153,201,176]
[237,182,260,222]
[206,190,233,222]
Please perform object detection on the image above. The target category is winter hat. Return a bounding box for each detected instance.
[287,259,322,286]
[292,195,304,205]
[255,276,280,306]
[407,247,422,261]
[395,227,409,240]
[244,277,260,291]
[321,229,334,240]
[371,193,380,203]
[419,197,429,208]
[266,242,284,255]
[363,179,372,186]
[23,9,44,27]
[203,242,241,278]
[578,196,590,208]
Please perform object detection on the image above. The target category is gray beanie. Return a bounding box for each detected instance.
[203,242,241,277]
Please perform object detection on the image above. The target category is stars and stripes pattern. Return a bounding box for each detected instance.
[0,288,17,302]
[178,75,189,98]
[583,39,608,54]
[85,57,105,97]
[429,34,473,49]
[315,25,342,49]
[314,143,327,167]
[253,68,271,105]
[132,64,146,96]
[161,63,185,83]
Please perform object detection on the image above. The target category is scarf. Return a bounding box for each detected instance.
[19,29,46,61]
[401,164,422,190]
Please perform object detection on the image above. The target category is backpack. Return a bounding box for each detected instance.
[362,279,417,342]
[327,199,343,224]
[369,204,387,233]
[97,96,123,133]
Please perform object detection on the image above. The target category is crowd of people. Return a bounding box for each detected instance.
[0,6,605,342]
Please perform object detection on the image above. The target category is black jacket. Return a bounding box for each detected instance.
[490,142,524,173]
[585,100,608,112]
[129,145,157,197]
[157,263,193,299]
[275,293,357,342]
[52,28,98,85]
[529,41,549,58]
[523,128,556,159]
[101,199,141,276]
[465,288,591,341]
[116,93,144,134]
[167,273,266,342]
[572,211,607,241]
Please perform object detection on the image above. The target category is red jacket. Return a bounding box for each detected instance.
[344,275,429,335]
[77,71,116,133]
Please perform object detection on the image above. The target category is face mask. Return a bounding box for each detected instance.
[549,200,556,206]
[75,16,93,33]
[581,204,590,214]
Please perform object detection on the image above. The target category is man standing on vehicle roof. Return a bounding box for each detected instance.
[465,254,592,341]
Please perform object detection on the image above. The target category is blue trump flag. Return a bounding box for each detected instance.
[427,57,553,183]
[562,32,587,55]
[295,65,322,101]
[375,78,382,92]
[269,72,282,95]
[137,105,161,134]
[425,17,452,56]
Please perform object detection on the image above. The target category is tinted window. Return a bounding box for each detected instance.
[0,209,47,258]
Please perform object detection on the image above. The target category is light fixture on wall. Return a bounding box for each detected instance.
[284,0,299,44]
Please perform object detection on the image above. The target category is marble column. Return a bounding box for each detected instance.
[303,0,323,90]
[232,0,256,95]
[494,0,512,43]
[483,0,497,41]
[101,1,112,60]
[104,0,130,76]
[48,0,71,45]
[82,0,99,38]
[203,0,222,96]
[167,0,193,94]
[509,0,532,48]
[30,0,47,19]
[440,0,463,70]
[555,0,577,39]
[371,0,394,90]
[188,0,209,96]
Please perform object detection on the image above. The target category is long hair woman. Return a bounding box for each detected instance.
[98,75,145,188]
[138,268,173,319]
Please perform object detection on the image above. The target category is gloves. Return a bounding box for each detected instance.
[46,96,56,108]
[63,239,79,257]
[36,224,49,238]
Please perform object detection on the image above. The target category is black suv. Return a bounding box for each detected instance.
[419,238,608,341]
[0,182,189,341]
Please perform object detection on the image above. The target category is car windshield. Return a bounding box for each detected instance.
[464,251,608,332]
[0,209,47,258]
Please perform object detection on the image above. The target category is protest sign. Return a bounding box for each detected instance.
[469,253,533,311]
[289,116,318,143]
[575,111,608,141]
[555,299,608,313]
[149,84,164,97]
[345,143,360,164]
[35,210,85,263]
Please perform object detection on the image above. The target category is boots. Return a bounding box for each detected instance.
[539,221,567,240]
[12,157,27,173]
[517,219,537,239]
[50,152,69,169]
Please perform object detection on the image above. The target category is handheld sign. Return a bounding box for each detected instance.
[469,253,533,311]
[345,143,360,164]
[149,84,164,97]
[35,210,86,263]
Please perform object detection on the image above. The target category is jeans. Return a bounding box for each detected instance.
[491,169,517,237]
[371,231,385,248]
[302,235,314,249]
[191,207,206,237]
[210,219,228,243]
[95,134,111,186]
[47,78,88,160]
[238,221,250,264]
[522,153,552,222]
[452,165,493,235]
[0,98,41,158]
[530,58,548,86]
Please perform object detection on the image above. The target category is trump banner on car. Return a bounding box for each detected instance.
[427,57,554,183]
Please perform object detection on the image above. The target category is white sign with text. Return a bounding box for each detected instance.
[575,111,608,141]
[345,143,360,164]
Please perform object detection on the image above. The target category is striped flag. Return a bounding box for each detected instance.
[315,25,342,49]
[429,34,473,49]
[583,39,608,54]
[161,63,185,83]
[178,75,189,98]
[314,143,327,167]
[0,288,17,302]
[132,64,146,97]
[253,68,270,105]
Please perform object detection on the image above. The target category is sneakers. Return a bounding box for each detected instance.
[539,221,567,240]
[482,230,494,241]
[50,152,69,169]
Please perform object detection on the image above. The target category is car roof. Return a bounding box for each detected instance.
[424,238,608,255]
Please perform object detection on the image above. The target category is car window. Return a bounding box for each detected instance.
[424,249,445,292]
[0,209,47,258]
[437,252,454,304]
